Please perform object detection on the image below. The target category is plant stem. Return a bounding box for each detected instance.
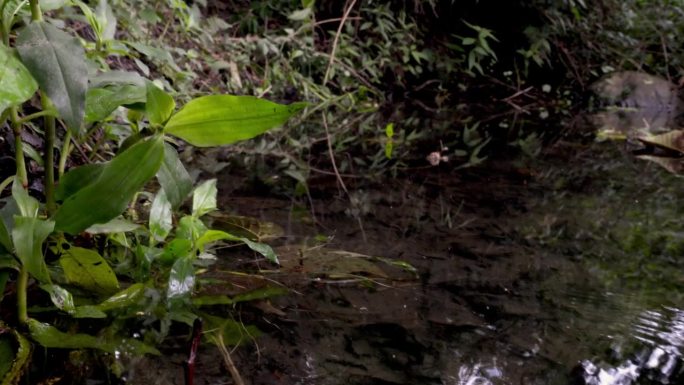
[10,108,28,188]
[17,109,58,125]
[58,131,72,177]
[28,0,42,22]
[17,267,28,324]
[42,93,56,215]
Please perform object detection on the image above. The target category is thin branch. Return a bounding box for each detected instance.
[215,333,245,385]
[323,0,358,85]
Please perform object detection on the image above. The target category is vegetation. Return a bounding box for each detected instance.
[1,0,684,382]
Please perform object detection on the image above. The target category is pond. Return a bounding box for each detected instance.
[123,107,684,385]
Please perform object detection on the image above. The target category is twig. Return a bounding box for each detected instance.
[216,333,246,385]
[322,112,349,196]
[322,113,367,242]
[323,0,358,85]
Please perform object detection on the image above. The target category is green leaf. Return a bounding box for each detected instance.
[159,238,192,265]
[0,323,32,385]
[85,218,140,234]
[59,246,119,296]
[176,216,207,241]
[40,284,75,312]
[243,238,279,264]
[164,95,306,147]
[0,44,37,114]
[53,136,164,234]
[73,283,146,318]
[27,319,160,355]
[85,84,146,123]
[95,0,117,41]
[192,179,217,217]
[195,229,241,251]
[167,255,195,299]
[156,143,193,210]
[0,200,18,252]
[16,22,88,134]
[12,217,54,283]
[55,163,105,202]
[12,180,38,218]
[40,0,68,11]
[146,81,175,126]
[149,190,172,242]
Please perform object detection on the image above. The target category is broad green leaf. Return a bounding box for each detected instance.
[86,218,140,234]
[167,255,195,299]
[12,180,38,218]
[85,84,146,123]
[90,70,145,88]
[40,284,75,312]
[59,246,119,296]
[55,163,105,201]
[0,323,32,385]
[146,82,175,126]
[156,143,193,209]
[243,238,279,264]
[28,319,160,355]
[149,190,172,242]
[159,238,192,265]
[0,44,37,114]
[97,283,145,311]
[16,22,88,134]
[176,215,207,241]
[11,217,54,283]
[192,179,217,217]
[95,0,117,41]
[164,95,306,147]
[72,283,146,318]
[53,136,164,234]
[195,229,241,251]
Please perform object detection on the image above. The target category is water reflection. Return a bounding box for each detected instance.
[579,306,684,384]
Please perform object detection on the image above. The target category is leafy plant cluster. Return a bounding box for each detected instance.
[533,0,684,83]
[0,0,303,382]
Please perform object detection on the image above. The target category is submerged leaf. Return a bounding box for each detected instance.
[16,22,87,134]
[207,213,284,241]
[164,95,306,147]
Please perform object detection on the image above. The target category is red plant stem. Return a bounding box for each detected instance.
[184,318,203,385]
